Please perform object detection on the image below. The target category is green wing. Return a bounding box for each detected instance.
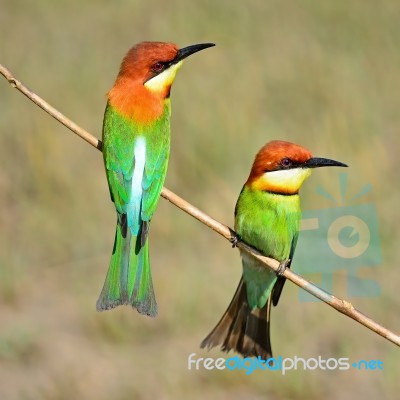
[102,103,170,236]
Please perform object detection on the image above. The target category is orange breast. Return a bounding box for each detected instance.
[107,77,166,124]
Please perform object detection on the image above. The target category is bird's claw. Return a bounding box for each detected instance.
[229,233,241,248]
[276,259,290,276]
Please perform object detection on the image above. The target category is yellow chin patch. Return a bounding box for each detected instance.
[252,168,312,194]
[144,61,183,93]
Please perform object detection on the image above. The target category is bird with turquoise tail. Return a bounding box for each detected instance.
[201,140,347,359]
[97,41,215,317]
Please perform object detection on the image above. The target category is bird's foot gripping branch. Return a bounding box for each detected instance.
[276,259,291,276]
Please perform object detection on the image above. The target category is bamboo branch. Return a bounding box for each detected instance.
[1,63,399,348]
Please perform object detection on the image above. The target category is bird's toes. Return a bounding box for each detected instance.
[276,259,290,276]
[229,232,241,248]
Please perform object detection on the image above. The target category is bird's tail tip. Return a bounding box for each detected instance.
[96,298,123,311]
[200,277,273,360]
[131,289,158,317]
[96,223,158,317]
[96,289,158,317]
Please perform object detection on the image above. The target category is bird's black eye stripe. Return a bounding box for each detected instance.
[151,61,166,73]
[266,158,301,171]
[280,158,293,168]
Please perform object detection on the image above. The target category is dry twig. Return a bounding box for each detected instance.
[1,63,399,348]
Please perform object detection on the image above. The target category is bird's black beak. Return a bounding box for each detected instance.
[172,43,215,64]
[304,157,348,168]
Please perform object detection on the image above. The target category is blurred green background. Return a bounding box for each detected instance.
[1,0,399,399]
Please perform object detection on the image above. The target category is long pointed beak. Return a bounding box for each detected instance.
[172,43,215,64]
[304,157,348,168]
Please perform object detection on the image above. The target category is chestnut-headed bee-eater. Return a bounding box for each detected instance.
[201,140,347,358]
[97,41,215,317]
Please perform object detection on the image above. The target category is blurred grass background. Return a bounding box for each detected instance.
[1,0,399,399]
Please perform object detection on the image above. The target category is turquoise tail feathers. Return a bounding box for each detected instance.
[96,219,157,317]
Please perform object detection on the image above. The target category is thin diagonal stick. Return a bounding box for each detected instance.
[1,63,399,347]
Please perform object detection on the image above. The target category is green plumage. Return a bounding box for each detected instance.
[96,102,171,317]
[234,185,301,309]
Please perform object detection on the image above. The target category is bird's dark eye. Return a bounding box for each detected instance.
[280,158,292,168]
[151,62,165,73]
